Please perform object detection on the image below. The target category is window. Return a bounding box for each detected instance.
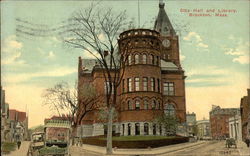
[149,55,153,64]
[135,54,139,64]
[163,82,174,95]
[164,103,175,116]
[157,79,160,93]
[144,123,149,135]
[144,100,149,109]
[142,54,147,64]
[151,78,155,91]
[158,101,161,109]
[135,77,140,91]
[151,54,154,64]
[153,124,156,135]
[127,78,132,92]
[128,100,133,110]
[152,100,156,109]
[122,79,125,93]
[135,123,140,135]
[143,77,148,91]
[135,100,140,110]
[128,123,131,135]
[104,81,114,94]
[128,55,132,65]
[156,56,159,65]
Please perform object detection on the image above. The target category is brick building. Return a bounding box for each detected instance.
[9,109,29,141]
[209,106,239,139]
[240,89,250,142]
[77,2,186,137]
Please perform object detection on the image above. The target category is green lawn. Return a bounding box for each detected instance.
[100,135,177,141]
[1,142,17,154]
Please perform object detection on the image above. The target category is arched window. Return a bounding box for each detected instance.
[128,100,133,110]
[142,54,147,64]
[128,55,132,65]
[151,54,154,64]
[144,100,149,110]
[144,123,149,135]
[134,77,140,91]
[152,100,156,109]
[135,100,140,110]
[153,124,156,135]
[157,101,161,109]
[135,123,140,135]
[135,54,139,64]
[164,103,175,116]
[149,55,153,64]
[156,56,159,65]
[128,123,131,135]
[143,77,148,91]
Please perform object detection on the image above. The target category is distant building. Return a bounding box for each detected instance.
[186,112,196,136]
[209,106,239,139]
[9,109,29,141]
[196,119,210,140]
[1,86,10,142]
[229,114,242,141]
[240,89,250,142]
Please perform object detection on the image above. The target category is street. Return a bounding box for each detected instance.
[160,141,240,156]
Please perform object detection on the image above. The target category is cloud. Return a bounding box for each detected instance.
[48,51,55,59]
[224,40,249,64]
[183,32,202,42]
[3,66,77,84]
[183,32,209,52]
[37,48,56,59]
[179,50,186,61]
[1,36,26,65]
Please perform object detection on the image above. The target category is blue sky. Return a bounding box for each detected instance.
[1,0,249,127]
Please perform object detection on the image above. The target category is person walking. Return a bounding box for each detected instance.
[17,140,21,149]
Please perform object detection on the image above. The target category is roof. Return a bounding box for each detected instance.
[9,109,27,122]
[44,120,71,129]
[161,59,179,71]
[154,2,176,36]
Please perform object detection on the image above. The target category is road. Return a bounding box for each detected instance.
[160,141,240,156]
[70,146,101,156]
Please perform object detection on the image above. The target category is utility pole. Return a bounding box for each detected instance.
[234,111,238,140]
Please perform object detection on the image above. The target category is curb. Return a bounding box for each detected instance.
[72,141,207,155]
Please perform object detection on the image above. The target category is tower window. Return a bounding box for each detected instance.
[128,55,132,65]
[143,77,148,91]
[157,79,160,93]
[135,100,140,110]
[152,100,156,109]
[122,79,125,93]
[151,54,154,64]
[135,54,139,64]
[144,100,149,109]
[127,78,132,92]
[151,78,155,91]
[135,77,140,91]
[142,54,147,64]
[128,100,133,110]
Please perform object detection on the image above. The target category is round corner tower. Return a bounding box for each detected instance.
[118,29,165,136]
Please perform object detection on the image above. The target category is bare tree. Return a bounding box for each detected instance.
[42,81,99,131]
[61,3,130,154]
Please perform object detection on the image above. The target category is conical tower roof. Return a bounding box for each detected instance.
[154,2,176,36]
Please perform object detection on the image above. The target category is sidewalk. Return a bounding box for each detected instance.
[72,141,206,155]
[6,141,30,156]
[237,141,250,156]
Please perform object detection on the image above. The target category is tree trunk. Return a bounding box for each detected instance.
[106,106,113,154]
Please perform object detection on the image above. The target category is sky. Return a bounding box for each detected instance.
[1,0,249,128]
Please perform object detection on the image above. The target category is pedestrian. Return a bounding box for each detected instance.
[17,140,21,149]
[245,138,250,147]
